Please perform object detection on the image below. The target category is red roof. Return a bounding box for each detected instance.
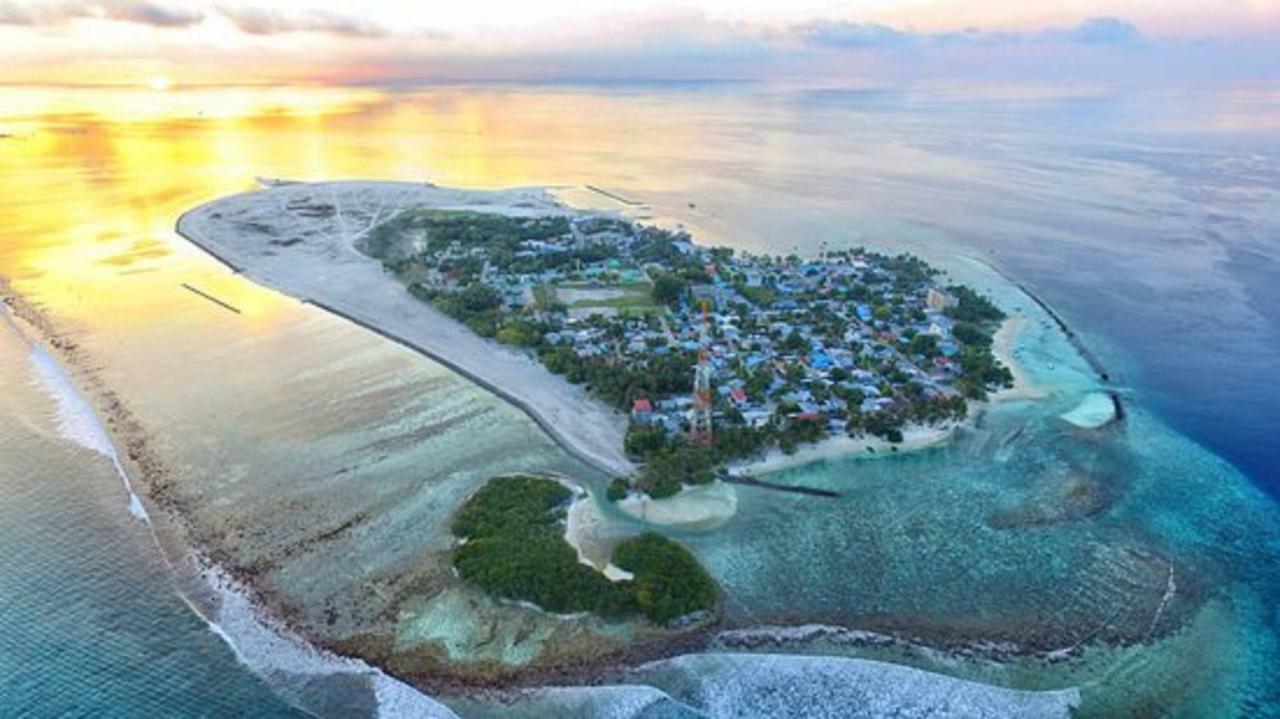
[632,398,653,413]
[730,388,748,401]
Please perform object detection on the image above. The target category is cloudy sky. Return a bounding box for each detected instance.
[3,0,1278,85]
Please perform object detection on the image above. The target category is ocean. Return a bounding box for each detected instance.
[0,81,1276,716]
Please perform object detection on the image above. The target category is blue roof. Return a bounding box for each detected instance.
[856,304,873,321]
[810,352,834,370]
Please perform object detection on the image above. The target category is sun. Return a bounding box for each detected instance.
[147,76,172,92]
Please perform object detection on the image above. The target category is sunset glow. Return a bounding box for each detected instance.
[1,0,1277,86]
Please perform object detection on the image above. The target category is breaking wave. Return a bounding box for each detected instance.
[196,563,458,719]
[22,330,149,520]
[630,652,1081,718]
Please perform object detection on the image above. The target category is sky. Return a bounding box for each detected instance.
[1,0,1278,86]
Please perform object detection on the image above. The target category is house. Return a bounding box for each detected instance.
[809,352,834,371]
[632,398,654,423]
[860,397,893,413]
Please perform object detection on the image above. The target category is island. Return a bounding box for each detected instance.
[9,175,1214,717]
[452,475,716,626]
[180,180,1013,505]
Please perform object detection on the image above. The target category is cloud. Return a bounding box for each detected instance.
[792,16,1145,51]
[105,1,202,27]
[791,21,915,49]
[217,5,387,38]
[0,0,203,28]
[1047,17,1144,46]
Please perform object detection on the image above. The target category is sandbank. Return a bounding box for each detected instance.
[1060,392,1117,429]
[615,481,738,530]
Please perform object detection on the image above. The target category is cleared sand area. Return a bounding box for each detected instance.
[177,180,634,477]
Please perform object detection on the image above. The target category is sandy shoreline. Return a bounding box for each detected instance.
[615,481,739,530]
[731,424,955,476]
[562,488,635,581]
[1060,392,1117,429]
[990,315,1048,402]
[176,180,634,478]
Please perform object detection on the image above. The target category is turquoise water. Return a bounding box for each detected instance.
[0,82,1277,716]
[0,317,303,717]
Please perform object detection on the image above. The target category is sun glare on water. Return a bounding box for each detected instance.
[148,76,172,92]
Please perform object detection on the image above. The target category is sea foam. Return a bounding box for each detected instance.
[199,562,459,719]
[632,652,1082,718]
[22,332,149,520]
[5,310,453,716]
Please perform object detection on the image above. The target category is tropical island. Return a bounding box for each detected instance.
[118,179,1235,714]
[178,180,1014,504]
[360,206,1012,499]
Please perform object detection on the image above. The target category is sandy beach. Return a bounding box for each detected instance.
[563,489,634,581]
[177,180,634,477]
[732,424,955,476]
[615,481,739,530]
[990,315,1049,402]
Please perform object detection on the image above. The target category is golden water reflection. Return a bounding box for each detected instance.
[0,84,723,334]
[3,82,1276,337]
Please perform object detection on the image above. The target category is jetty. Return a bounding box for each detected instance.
[724,473,841,498]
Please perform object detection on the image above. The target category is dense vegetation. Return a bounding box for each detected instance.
[369,209,573,278]
[943,285,1013,399]
[451,476,716,625]
[612,533,718,625]
[451,476,636,617]
[621,423,771,497]
[539,340,698,409]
